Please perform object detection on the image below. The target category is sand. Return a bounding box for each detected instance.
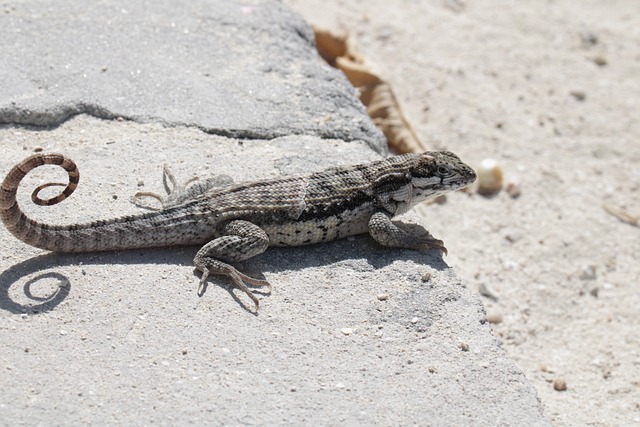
[287,1,640,425]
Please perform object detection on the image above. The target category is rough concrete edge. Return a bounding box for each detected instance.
[0,103,384,147]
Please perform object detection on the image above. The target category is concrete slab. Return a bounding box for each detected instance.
[0,0,385,152]
[1,117,550,426]
[0,1,551,425]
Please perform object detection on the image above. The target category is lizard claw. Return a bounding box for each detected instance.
[424,238,448,256]
[399,223,448,255]
[132,191,165,210]
[197,268,210,297]
[412,234,448,255]
[396,222,448,255]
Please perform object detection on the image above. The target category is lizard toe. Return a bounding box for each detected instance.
[194,258,266,311]
[196,267,210,296]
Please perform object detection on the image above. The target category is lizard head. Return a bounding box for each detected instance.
[409,151,477,201]
[382,151,476,215]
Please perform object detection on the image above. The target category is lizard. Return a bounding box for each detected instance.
[0,151,476,310]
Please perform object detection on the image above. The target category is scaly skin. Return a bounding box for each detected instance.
[0,152,476,310]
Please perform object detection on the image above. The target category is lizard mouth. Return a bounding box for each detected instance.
[413,173,474,192]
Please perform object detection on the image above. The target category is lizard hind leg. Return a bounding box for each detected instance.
[194,220,271,310]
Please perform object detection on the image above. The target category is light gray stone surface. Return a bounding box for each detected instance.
[0,118,550,426]
[0,0,385,152]
[0,1,551,425]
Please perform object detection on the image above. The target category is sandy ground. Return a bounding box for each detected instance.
[286,1,640,425]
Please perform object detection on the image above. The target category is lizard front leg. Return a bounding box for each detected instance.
[194,220,271,310]
[368,211,448,255]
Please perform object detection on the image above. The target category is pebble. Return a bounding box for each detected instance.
[504,229,523,243]
[591,55,607,66]
[485,311,503,324]
[443,0,466,13]
[579,265,597,281]
[340,328,353,335]
[579,30,598,47]
[376,293,389,301]
[553,377,567,391]
[410,317,419,324]
[505,180,521,198]
[458,342,469,352]
[476,158,503,195]
[478,282,499,301]
[433,194,447,205]
[415,343,430,351]
[421,271,432,282]
[570,90,586,101]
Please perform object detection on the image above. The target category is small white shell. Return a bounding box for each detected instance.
[476,158,503,195]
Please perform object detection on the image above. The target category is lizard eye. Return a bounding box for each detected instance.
[436,165,451,176]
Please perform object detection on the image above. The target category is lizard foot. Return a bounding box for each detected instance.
[398,223,448,255]
[369,212,448,255]
[133,165,234,210]
[133,164,200,210]
[416,235,448,255]
[196,259,271,311]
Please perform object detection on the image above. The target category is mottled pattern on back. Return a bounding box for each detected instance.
[0,151,476,309]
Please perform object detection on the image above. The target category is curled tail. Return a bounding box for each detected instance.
[0,153,80,250]
[1,153,212,253]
